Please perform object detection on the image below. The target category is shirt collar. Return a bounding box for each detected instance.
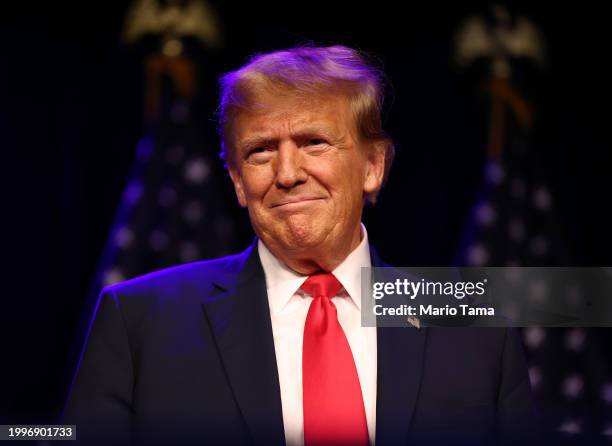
[259,224,372,315]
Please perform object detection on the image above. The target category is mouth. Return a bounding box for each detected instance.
[271,197,325,208]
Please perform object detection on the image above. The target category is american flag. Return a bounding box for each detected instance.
[454,57,612,445]
[94,99,241,290]
[95,103,236,285]
[86,40,250,301]
[89,0,243,295]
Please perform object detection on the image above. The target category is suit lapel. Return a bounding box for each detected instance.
[200,243,427,445]
[201,243,285,446]
[371,248,428,445]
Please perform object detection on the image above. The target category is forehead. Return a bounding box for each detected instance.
[231,92,356,143]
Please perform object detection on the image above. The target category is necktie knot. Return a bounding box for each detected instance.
[300,273,343,300]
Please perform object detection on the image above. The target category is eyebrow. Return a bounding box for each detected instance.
[236,136,276,152]
[295,126,339,140]
[236,126,341,151]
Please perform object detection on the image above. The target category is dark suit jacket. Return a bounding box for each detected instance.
[63,242,537,446]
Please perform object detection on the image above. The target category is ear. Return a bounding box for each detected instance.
[363,142,386,197]
[228,166,248,208]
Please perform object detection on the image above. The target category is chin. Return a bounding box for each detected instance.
[280,217,328,250]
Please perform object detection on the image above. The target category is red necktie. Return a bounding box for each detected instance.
[301,273,369,446]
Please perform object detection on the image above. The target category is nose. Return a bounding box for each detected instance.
[275,142,307,189]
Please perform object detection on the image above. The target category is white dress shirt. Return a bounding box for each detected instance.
[258,225,377,446]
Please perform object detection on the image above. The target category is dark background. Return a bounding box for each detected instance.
[1,0,610,431]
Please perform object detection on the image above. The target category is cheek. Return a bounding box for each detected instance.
[339,160,367,193]
[327,178,364,215]
[241,167,274,201]
[315,158,365,199]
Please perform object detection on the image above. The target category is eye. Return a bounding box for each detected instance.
[245,146,274,164]
[248,147,266,155]
[302,138,331,155]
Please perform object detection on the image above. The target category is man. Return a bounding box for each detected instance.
[64,45,536,446]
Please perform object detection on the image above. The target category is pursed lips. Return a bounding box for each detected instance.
[270,196,326,208]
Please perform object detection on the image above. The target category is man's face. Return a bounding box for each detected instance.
[227,91,385,269]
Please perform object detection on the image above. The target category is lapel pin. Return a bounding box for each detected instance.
[407,317,421,329]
